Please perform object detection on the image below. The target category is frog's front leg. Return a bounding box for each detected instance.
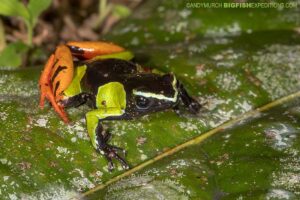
[86,108,129,171]
[177,81,201,114]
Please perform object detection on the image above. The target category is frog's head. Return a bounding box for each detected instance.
[125,73,200,117]
[126,74,201,117]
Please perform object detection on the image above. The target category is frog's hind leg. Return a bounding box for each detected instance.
[39,53,70,123]
[39,45,74,123]
[39,54,55,109]
[66,41,133,61]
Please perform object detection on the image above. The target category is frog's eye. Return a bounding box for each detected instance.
[135,96,151,109]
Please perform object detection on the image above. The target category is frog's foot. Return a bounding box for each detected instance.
[101,144,129,171]
[97,132,129,171]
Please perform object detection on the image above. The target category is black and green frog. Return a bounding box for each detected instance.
[39,41,200,170]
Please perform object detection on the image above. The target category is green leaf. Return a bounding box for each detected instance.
[0,0,29,21]
[27,0,51,26]
[112,4,131,18]
[0,42,28,68]
[89,95,300,199]
[1,0,300,199]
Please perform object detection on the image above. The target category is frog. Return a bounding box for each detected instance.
[39,41,201,170]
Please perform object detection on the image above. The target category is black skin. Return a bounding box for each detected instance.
[61,59,201,170]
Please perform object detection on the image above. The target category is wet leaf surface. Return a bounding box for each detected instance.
[0,0,300,199]
[93,98,300,200]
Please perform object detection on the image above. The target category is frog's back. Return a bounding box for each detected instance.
[84,59,138,93]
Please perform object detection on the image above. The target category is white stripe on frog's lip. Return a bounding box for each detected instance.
[132,75,179,102]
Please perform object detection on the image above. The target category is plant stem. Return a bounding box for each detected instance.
[94,0,112,29]
[0,19,6,52]
[25,21,33,47]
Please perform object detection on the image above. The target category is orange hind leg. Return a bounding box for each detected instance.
[66,41,125,60]
[39,41,127,123]
[39,45,73,123]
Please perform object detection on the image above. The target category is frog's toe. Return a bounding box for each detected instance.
[189,101,201,114]
[105,156,114,171]
[110,145,127,157]
[108,150,129,170]
[99,144,129,171]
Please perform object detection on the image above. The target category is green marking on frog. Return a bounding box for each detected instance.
[64,65,87,97]
[90,51,134,62]
[96,82,126,109]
